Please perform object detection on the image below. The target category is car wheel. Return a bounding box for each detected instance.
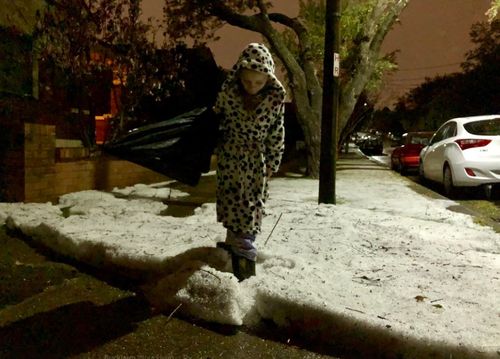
[483,184,493,200]
[418,161,426,181]
[443,164,456,198]
[399,163,407,176]
[391,158,397,171]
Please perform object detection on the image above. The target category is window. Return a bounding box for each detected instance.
[430,126,447,144]
[463,118,500,136]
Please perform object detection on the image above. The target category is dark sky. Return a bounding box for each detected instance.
[142,0,492,107]
[379,0,492,107]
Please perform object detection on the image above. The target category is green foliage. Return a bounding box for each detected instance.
[0,27,33,96]
[35,1,184,142]
[486,0,500,22]
[34,0,157,146]
[280,0,397,93]
[298,0,326,59]
[33,0,225,147]
[341,0,398,92]
[464,20,500,71]
[122,45,225,131]
[163,0,406,171]
[0,0,45,34]
[36,0,162,105]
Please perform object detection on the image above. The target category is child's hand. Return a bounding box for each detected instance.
[266,167,273,178]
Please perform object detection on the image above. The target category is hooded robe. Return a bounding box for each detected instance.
[213,43,286,235]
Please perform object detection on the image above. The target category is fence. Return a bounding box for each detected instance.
[2,123,169,203]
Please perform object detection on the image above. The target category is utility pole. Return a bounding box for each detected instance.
[319,0,341,204]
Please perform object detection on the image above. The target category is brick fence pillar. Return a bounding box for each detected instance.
[24,123,57,202]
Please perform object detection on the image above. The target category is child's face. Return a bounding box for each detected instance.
[240,69,268,95]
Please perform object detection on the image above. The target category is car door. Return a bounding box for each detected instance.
[423,122,457,182]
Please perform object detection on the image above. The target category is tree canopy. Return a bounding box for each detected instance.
[34,0,224,145]
[163,0,409,177]
[486,0,500,22]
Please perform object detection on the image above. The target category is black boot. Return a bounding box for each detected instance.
[231,253,256,282]
[216,241,232,253]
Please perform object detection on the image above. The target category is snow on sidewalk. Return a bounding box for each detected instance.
[1,169,499,358]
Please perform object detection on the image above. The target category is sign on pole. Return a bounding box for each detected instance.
[333,53,340,77]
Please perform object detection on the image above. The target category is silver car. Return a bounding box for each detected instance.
[419,115,500,198]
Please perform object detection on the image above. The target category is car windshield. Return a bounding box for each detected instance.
[463,118,500,135]
[410,136,430,145]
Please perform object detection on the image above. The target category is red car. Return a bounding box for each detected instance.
[390,131,434,175]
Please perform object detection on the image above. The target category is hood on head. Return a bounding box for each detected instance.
[233,43,276,76]
[223,43,284,94]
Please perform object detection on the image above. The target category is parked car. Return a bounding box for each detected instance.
[390,131,434,175]
[419,115,500,198]
[356,131,383,155]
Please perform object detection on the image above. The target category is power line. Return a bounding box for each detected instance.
[387,77,429,82]
[386,71,462,82]
[384,85,421,89]
[397,62,462,71]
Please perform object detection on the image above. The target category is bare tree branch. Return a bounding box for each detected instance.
[210,2,263,32]
[210,2,305,83]
[268,12,305,33]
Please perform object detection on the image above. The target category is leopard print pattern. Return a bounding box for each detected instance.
[213,43,286,235]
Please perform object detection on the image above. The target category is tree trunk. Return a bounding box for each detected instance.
[207,0,409,178]
[339,0,410,140]
[292,89,321,177]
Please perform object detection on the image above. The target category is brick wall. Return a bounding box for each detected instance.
[24,124,56,202]
[93,157,169,191]
[15,123,169,203]
[54,161,96,198]
[53,156,168,199]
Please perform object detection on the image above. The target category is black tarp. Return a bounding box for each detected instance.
[104,107,219,186]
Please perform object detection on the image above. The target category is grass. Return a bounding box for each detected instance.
[457,199,500,233]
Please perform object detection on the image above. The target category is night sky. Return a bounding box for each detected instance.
[141,0,492,107]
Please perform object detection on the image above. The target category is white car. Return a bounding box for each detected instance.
[419,115,500,198]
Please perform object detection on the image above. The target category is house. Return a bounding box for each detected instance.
[0,0,168,203]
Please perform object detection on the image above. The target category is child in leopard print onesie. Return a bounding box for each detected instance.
[213,43,286,281]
